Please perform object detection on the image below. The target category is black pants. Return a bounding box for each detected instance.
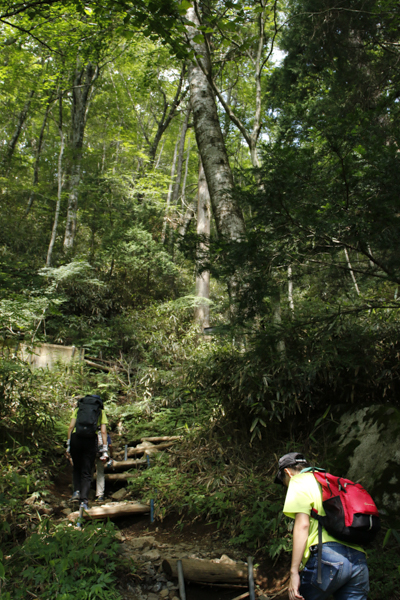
[70,433,97,503]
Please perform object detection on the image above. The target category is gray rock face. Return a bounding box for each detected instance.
[334,405,400,515]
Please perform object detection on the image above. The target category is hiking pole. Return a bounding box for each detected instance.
[247,556,255,600]
[146,454,155,524]
[150,498,154,524]
[177,560,186,600]
[77,503,84,529]
[124,445,128,461]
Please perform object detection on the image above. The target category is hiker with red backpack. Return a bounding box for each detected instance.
[66,395,109,511]
[275,452,380,600]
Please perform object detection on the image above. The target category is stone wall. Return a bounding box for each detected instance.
[2,342,84,369]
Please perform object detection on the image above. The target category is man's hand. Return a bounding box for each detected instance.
[288,513,309,600]
[66,439,73,465]
[288,571,304,600]
[100,444,109,462]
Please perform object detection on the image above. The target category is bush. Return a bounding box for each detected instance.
[2,521,123,599]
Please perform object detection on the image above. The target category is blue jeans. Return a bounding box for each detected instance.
[300,542,369,600]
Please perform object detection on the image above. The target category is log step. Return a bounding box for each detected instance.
[68,501,150,521]
[93,472,140,481]
[105,458,146,471]
[162,558,252,584]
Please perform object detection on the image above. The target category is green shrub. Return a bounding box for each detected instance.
[2,521,123,599]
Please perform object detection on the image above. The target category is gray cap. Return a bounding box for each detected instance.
[274,452,307,485]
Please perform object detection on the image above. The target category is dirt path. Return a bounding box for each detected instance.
[45,454,288,600]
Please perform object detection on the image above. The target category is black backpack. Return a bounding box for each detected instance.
[75,395,103,437]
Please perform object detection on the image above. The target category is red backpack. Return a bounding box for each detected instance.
[309,469,380,545]
[308,468,380,585]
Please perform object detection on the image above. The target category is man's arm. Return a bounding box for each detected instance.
[67,418,76,445]
[66,417,76,464]
[288,512,310,600]
[100,423,107,446]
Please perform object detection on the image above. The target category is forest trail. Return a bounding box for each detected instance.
[41,437,289,600]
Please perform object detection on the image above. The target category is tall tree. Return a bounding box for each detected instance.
[195,160,211,330]
[185,4,246,243]
[63,60,100,250]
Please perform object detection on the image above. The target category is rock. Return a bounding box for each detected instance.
[144,564,156,576]
[37,506,53,516]
[152,583,162,593]
[334,405,400,515]
[142,549,161,561]
[159,589,169,598]
[218,554,235,564]
[61,508,72,516]
[115,530,125,541]
[112,488,127,501]
[147,593,159,600]
[24,494,39,505]
[128,536,156,551]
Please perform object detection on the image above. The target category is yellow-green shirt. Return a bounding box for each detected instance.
[71,407,108,427]
[283,472,364,567]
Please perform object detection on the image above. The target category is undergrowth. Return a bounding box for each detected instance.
[1,520,123,599]
[127,437,292,559]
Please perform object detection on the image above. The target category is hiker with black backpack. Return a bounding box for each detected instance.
[275,452,380,600]
[66,394,109,511]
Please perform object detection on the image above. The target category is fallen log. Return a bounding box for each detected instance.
[114,447,147,460]
[93,472,140,481]
[84,359,122,373]
[145,442,174,452]
[162,558,252,584]
[68,502,149,521]
[105,458,146,471]
[141,436,181,443]
[114,441,175,461]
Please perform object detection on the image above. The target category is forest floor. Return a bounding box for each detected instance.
[42,457,290,600]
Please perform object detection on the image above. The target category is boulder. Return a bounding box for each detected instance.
[112,487,128,501]
[333,404,400,517]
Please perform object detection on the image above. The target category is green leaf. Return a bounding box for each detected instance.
[179,0,192,10]
[392,529,400,546]
[382,529,392,547]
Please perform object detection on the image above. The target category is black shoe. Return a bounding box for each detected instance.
[96,496,105,502]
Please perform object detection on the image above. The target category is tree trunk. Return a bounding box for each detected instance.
[195,161,211,330]
[185,6,245,243]
[172,107,190,205]
[179,200,196,237]
[272,290,285,355]
[180,132,191,207]
[161,136,179,243]
[288,265,294,313]
[3,90,35,175]
[46,97,64,267]
[63,61,99,250]
[25,95,54,216]
[344,247,360,295]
